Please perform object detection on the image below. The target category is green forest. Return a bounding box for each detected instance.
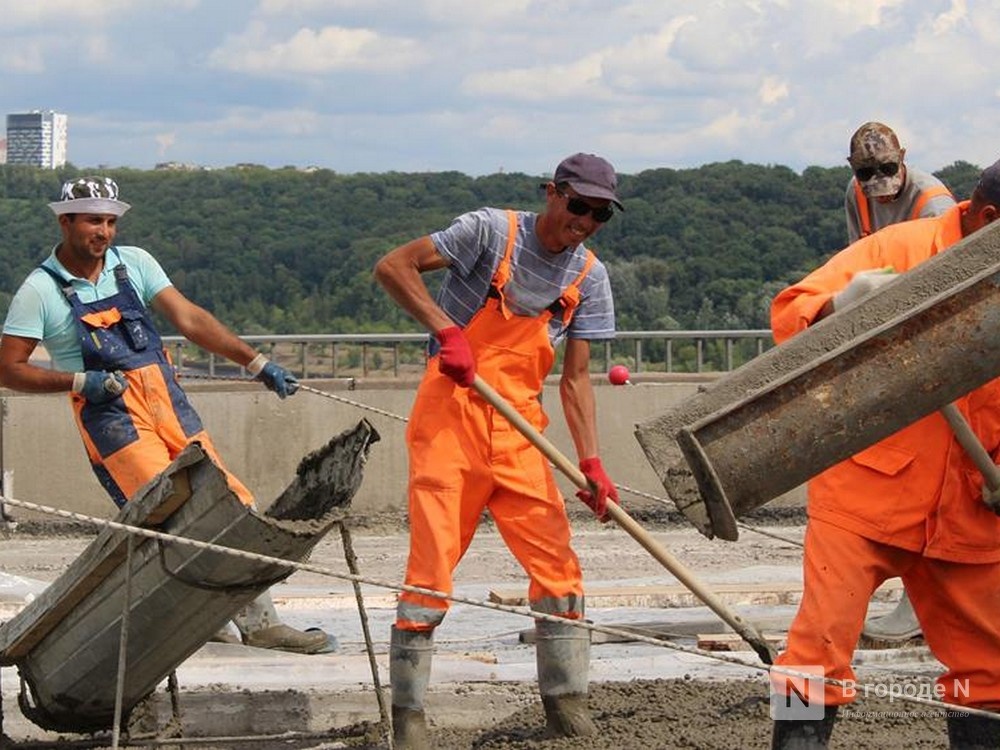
[0,160,984,336]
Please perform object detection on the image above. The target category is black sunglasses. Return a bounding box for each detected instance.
[855,161,900,182]
[555,187,614,223]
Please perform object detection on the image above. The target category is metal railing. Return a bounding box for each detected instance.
[162,330,775,379]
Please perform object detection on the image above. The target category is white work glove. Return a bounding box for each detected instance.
[832,268,897,311]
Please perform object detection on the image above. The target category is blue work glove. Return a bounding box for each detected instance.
[576,456,620,523]
[247,354,299,399]
[73,370,128,404]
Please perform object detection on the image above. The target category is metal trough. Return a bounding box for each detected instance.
[0,419,379,733]
[635,221,1000,541]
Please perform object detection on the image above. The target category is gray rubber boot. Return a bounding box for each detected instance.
[535,618,597,737]
[862,590,922,643]
[390,626,434,750]
[232,592,331,654]
[947,710,1000,749]
[771,705,838,749]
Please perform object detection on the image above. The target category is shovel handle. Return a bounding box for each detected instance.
[471,375,776,664]
[940,403,1000,510]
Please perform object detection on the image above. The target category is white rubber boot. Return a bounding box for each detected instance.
[535,618,597,737]
[862,590,922,643]
[390,626,434,750]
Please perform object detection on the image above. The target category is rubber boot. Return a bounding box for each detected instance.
[770,705,838,749]
[947,710,1000,749]
[535,618,597,738]
[862,590,922,643]
[390,626,433,750]
[233,592,332,654]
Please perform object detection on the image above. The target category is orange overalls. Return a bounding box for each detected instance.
[396,211,595,632]
[41,258,253,508]
[771,203,1000,707]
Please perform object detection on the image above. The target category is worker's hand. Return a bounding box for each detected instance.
[832,267,897,311]
[576,456,620,523]
[982,482,1000,515]
[435,325,475,387]
[248,354,300,399]
[73,370,128,404]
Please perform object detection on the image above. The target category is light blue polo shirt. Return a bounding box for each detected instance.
[3,245,172,372]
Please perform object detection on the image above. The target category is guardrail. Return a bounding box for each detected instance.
[162,330,775,379]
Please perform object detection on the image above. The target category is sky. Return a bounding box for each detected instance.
[1,0,997,178]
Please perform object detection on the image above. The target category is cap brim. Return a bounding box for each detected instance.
[49,198,131,217]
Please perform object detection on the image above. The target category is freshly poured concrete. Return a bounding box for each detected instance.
[0,512,959,748]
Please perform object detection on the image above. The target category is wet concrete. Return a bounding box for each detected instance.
[0,513,969,748]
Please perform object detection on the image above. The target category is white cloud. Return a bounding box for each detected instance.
[208,21,426,74]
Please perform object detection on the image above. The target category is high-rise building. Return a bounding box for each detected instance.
[6,111,68,168]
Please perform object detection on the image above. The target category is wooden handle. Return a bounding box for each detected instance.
[471,375,775,664]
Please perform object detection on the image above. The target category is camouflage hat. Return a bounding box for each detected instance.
[848,122,905,198]
[48,176,131,217]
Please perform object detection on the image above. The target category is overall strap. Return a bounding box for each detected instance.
[853,179,873,238]
[909,185,953,221]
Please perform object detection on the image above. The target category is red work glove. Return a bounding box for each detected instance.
[576,456,620,523]
[435,325,475,387]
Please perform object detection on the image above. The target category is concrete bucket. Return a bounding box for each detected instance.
[0,419,379,733]
[634,222,1000,541]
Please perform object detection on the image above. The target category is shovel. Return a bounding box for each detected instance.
[940,403,1000,510]
[471,374,777,664]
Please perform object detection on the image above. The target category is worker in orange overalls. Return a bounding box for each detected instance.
[0,176,335,655]
[845,121,957,644]
[768,159,1000,748]
[374,153,622,750]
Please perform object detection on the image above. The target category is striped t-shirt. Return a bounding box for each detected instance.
[429,208,615,350]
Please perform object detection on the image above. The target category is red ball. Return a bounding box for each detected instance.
[608,364,631,386]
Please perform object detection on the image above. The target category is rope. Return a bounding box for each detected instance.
[3,494,991,719]
[180,372,803,546]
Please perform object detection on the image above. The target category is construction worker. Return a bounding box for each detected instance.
[0,176,336,655]
[373,153,622,749]
[845,121,958,645]
[768,160,1000,748]
[845,120,955,244]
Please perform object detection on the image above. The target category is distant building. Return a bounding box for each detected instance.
[6,111,68,168]
[0,137,6,164]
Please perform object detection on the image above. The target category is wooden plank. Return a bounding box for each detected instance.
[490,579,904,609]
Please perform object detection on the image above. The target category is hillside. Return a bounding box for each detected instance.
[0,160,982,334]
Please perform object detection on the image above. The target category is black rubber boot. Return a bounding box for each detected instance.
[390,626,434,750]
[771,705,837,749]
[947,710,1000,749]
[535,618,597,737]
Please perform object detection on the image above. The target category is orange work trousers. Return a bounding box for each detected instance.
[71,364,254,507]
[395,375,584,631]
[776,517,1000,707]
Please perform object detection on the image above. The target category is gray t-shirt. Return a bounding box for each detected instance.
[429,208,615,349]
[844,166,956,244]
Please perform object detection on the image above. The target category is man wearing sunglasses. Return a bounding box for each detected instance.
[374,153,622,749]
[845,121,955,244]
[844,122,957,647]
[769,160,1000,748]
